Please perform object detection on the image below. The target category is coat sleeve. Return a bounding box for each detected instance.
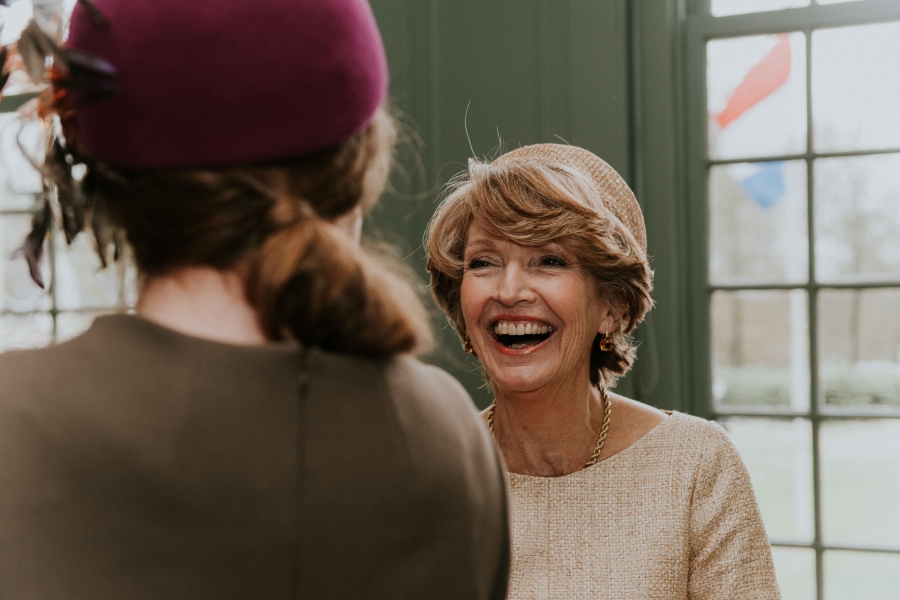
[688,422,781,600]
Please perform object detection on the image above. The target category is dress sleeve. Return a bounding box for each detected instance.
[688,422,781,600]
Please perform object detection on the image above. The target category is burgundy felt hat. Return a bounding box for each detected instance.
[66,0,388,170]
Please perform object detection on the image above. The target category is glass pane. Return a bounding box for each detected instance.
[719,417,814,543]
[771,547,816,600]
[712,290,810,411]
[123,251,139,308]
[0,187,37,212]
[821,419,900,547]
[817,0,865,3]
[815,155,900,284]
[708,33,807,160]
[709,160,808,285]
[823,551,900,600]
[54,231,124,311]
[711,0,808,17]
[0,312,53,352]
[819,289,900,408]
[0,114,43,197]
[0,214,51,312]
[813,22,900,152]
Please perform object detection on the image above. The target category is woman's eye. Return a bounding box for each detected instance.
[467,258,492,269]
[540,256,567,267]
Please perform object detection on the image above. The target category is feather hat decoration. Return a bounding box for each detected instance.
[0,0,118,288]
[1,0,389,288]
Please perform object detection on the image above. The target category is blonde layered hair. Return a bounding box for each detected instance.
[425,155,653,387]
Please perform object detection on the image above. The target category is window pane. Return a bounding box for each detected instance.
[815,155,900,284]
[0,187,36,212]
[56,311,110,344]
[711,0,808,17]
[123,252,139,308]
[709,161,808,285]
[0,1,37,46]
[0,114,43,204]
[813,22,900,152]
[819,289,900,408]
[0,312,53,351]
[719,417,814,543]
[712,290,810,411]
[0,214,51,312]
[823,551,900,600]
[821,419,900,547]
[817,0,865,4]
[771,547,816,600]
[708,33,807,160]
[54,231,124,311]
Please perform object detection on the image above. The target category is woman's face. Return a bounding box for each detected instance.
[461,222,617,395]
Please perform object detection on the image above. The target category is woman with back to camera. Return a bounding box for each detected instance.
[426,144,780,599]
[0,1,509,598]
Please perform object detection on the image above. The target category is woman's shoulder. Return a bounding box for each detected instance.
[383,355,473,403]
[650,412,751,491]
[664,411,737,455]
[599,396,737,467]
[314,351,488,440]
[379,355,488,435]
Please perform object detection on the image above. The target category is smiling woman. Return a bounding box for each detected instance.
[426,144,782,600]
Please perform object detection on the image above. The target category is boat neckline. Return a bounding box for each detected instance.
[507,410,685,481]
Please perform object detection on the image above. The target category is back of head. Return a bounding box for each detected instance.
[17,0,431,357]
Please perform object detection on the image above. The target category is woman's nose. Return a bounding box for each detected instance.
[495,265,536,306]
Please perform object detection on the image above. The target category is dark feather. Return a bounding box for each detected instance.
[16,23,49,83]
[84,170,112,267]
[60,49,118,100]
[50,50,118,101]
[46,138,85,243]
[90,200,112,267]
[112,230,122,262]
[17,19,73,85]
[66,49,116,78]
[77,0,110,28]
[0,46,9,91]
[14,199,52,289]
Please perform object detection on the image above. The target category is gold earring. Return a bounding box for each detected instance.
[599,330,613,352]
[464,335,475,355]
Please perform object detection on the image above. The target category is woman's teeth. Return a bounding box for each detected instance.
[492,321,553,335]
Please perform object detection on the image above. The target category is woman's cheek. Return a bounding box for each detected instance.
[459,276,485,330]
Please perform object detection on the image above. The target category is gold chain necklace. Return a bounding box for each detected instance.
[486,385,612,470]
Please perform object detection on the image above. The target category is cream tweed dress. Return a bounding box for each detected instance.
[506,411,781,600]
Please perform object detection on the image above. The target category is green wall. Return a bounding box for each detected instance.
[368,0,692,413]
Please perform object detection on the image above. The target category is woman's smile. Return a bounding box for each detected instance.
[488,317,557,354]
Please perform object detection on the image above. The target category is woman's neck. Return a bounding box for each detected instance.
[492,376,607,477]
[136,267,268,346]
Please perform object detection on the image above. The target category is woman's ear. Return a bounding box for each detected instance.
[598,303,627,335]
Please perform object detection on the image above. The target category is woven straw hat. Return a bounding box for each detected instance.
[494,144,647,254]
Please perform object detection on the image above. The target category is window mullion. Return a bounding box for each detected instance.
[803,24,826,600]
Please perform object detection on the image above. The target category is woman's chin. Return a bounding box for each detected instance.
[487,368,557,396]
